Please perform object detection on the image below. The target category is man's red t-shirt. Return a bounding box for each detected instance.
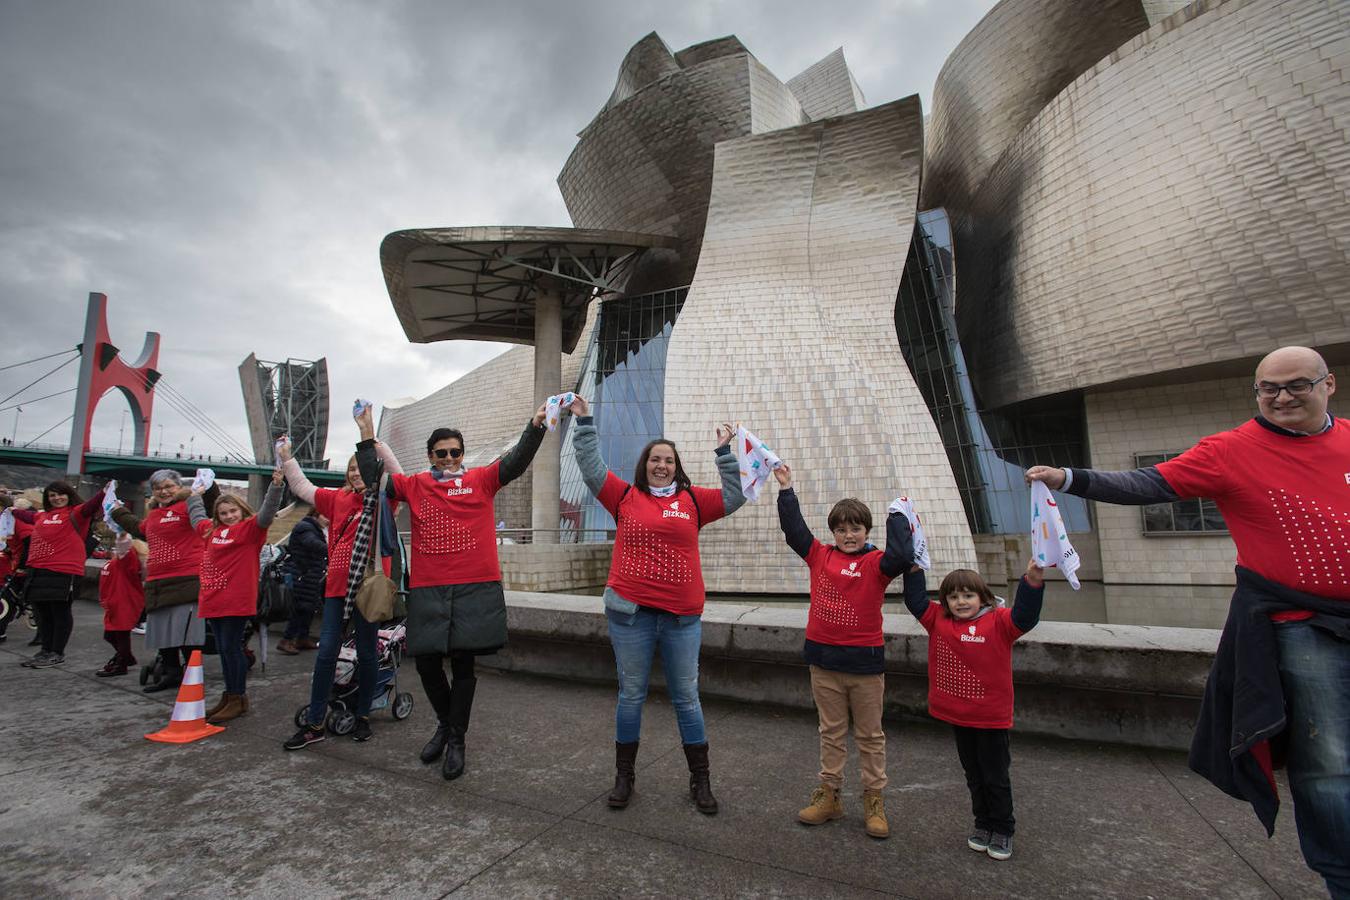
[1156,418,1350,617]
[597,473,726,616]
[390,464,503,589]
[804,542,893,646]
[919,603,1026,729]
[142,501,205,581]
[195,516,269,618]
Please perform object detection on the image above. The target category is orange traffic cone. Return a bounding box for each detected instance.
[145,650,225,744]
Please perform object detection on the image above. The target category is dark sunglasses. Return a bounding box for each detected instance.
[432,447,464,459]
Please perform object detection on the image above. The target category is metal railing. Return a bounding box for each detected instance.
[397,528,613,546]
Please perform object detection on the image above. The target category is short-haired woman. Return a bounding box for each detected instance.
[111,470,219,692]
[14,481,103,668]
[568,396,745,814]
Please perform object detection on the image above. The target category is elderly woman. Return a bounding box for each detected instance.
[569,396,744,814]
[282,407,403,750]
[111,470,219,692]
[14,481,103,668]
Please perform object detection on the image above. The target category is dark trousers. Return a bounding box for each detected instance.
[953,725,1015,836]
[103,630,135,664]
[283,578,320,640]
[210,616,250,695]
[35,601,74,654]
[415,652,476,730]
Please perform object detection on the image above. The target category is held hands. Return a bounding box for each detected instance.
[1024,466,1066,490]
[1024,559,1045,588]
[272,469,285,486]
[715,422,734,449]
[275,438,292,462]
[773,463,793,489]
[568,395,590,417]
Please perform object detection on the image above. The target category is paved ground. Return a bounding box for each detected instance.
[0,600,1328,899]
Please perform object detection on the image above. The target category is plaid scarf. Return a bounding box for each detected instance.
[343,482,381,621]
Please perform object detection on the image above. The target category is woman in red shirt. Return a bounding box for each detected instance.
[569,395,744,814]
[16,481,103,668]
[187,471,283,724]
[97,532,146,677]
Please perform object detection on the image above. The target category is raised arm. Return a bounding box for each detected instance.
[714,421,745,517]
[110,506,146,540]
[1010,560,1046,634]
[186,491,210,529]
[1026,465,1177,505]
[499,403,549,487]
[878,509,916,578]
[774,466,813,559]
[901,566,929,619]
[71,491,105,529]
[280,457,318,504]
[256,471,283,529]
[568,397,610,497]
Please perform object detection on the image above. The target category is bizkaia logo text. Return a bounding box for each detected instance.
[162,510,180,522]
[839,560,863,578]
[211,527,233,546]
[445,477,474,498]
[960,623,986,644]
[662,499,691,520]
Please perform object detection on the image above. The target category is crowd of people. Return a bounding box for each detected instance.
[2,344,1345,895]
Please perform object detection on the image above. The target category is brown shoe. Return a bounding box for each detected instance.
[207,693,247,724]
[297,637,319,650]
[276,639,299,655]
[205,692,230,719]
[798,784,844,826]
[863,790,889,839]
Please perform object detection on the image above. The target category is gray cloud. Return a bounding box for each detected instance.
[0,0,996,463]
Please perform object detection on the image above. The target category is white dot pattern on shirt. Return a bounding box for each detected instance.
[200,556,228,592]
[617,520,693,585]
[415,497,478,555]
[29,534,56,561]
[813,574,860,628]
[149,541,181,567]
[932,635,986,701]
[1269,488,1350,590]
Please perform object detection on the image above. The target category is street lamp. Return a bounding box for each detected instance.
[10,406,19,445]
[157,424,164,456]
[118,410,128,454]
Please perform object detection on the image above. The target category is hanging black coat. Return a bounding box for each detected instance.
[285,516,328,610]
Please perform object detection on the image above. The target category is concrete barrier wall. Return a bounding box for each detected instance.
[498,543,612,592]
[484,591,1221,752]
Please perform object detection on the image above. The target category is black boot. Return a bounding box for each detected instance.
[441,675,476,781]
[608,741,639,809]
[143,651,183,694]
[420,723,450,764]
[684,742,718,815]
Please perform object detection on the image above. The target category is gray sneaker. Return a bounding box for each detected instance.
[967,828,991,852]
[21,651,51,668]
[987,832,1012,860]
[31,653,65,669]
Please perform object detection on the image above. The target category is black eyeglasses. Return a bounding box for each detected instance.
[432,448,464,459]
[1254,374,1328,398]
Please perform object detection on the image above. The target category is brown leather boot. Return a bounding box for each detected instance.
[798,784,844,826]
[863,789,889,839]
[608,741,639,809]
[205,692,229,719]
[297,636,319,650]
[208,693,247,724]
[276,639,299,655]
[683,743,718,815]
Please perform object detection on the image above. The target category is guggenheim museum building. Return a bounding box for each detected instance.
[374,0,1349,628]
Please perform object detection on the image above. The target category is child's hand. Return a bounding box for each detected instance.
[773,464,792,488]
[1024,559,1045,587]
[272,469,285,486]
[568,395,590,417]
[715,422,734,448]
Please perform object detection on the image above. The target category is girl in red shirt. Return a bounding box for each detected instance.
[570,395,744,815]
[15,481,103,668]
[901,560,1045,861]
[97,532,146,677]
[187,471,282,724]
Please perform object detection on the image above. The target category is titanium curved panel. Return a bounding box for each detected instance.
[964,0,1350,408]
[786,48,865,121]
[663,97,977,594]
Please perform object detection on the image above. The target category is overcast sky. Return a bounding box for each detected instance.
[0,0,998,465]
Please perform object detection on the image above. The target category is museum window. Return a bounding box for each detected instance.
[1134,452,1228,535]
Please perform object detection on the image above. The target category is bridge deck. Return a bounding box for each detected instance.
[0,444,345,485]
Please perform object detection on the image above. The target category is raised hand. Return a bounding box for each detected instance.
[272,468,285,486]
[1025,558,1045,588]
[569,395,591,417]
[355,404,376,441]
[1024,466,1066,490]
[773,463,793,488]
[275,438,292,462]
[715,422,734,448]
[532,402,549,428]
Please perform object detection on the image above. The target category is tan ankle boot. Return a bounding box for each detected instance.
[208,693,246,724]
[205,692,229,719]
[798,784,843,825]
[863,789,889,838]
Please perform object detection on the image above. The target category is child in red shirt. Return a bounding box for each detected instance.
[773,464,914,840]
[97,532,146,677]
[901,560,1045,861]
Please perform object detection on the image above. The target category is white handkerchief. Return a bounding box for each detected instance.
[544,392,576,432]
[101,480,121,530]
[1030,480,1081,589]
[353,398,372,419]
[887,496,931,570]
[192,468,216,492]
[735,425,782,503]
[0,508,13,540]
[274,435,291,466]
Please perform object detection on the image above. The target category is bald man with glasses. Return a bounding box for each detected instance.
[1027,346,1347,896]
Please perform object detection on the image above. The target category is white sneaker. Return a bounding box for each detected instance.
[132,624,146,635]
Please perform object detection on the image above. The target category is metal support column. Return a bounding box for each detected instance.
[531,290,562,544]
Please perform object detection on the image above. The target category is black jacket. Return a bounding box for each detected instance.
[1188,566,1350,835]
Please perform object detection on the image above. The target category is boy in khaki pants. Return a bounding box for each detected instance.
[773,465,915,838]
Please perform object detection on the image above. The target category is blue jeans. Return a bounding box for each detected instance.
[1276,622,1350,897]
[307,597,378,723]
[211,616,249,695]
[606,602,706,745]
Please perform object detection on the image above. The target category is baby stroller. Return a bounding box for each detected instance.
[0,572,33,641]
[293,620,414,735]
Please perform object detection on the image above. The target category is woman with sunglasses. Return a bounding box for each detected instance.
[356,400,549,779]
[281,405,404,750]
[567,395,745,814]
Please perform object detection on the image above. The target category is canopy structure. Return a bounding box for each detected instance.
[379,226,678,543]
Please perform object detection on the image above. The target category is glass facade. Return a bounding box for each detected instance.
[1134,452,1227,534]
[895,209,1091,534]
[557,287,688,540]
